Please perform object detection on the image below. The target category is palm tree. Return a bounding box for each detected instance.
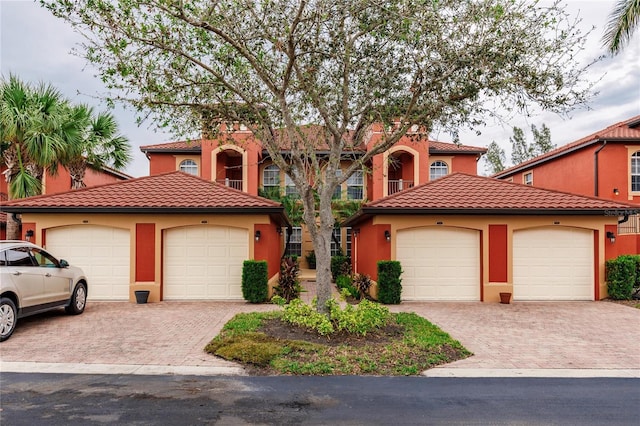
[1,75,132,238]
[603,0,640,55]
[67,108,132,189]
[1,75,80,200]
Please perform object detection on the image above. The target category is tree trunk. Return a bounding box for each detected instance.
[301,185,336,314]
[6,213,21,240]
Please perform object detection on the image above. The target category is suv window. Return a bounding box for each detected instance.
[5,247,37,266]
[31,248,60,267]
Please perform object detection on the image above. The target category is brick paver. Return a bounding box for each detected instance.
[1,291,638,371]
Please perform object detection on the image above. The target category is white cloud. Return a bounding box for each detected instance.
[2,0,639,177]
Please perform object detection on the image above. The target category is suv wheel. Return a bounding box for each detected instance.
[65,283,87,315]
[0,297,17,342]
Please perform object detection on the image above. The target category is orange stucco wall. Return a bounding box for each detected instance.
[148,153,186,176]
[488,224,508,282]
[503,143,640,204]
[352,218,391,281]
[136,223,155,281]
[451,155,480,175]
[254,223,283,278]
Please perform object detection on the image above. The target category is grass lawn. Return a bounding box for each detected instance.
[205,310,471,375]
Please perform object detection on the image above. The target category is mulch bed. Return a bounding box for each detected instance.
[256,317,405,347]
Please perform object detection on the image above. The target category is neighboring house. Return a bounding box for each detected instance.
[343,173,638,302]
[1,172,289,303]
[0,163,132,237]
[140,124,486,265]
[493,115,640,256]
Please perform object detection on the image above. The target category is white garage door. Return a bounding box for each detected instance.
[396,227,480,301]
[46,225,131,300]
[513,227,593,301]
[163,226,248,300]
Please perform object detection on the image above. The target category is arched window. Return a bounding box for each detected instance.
[179,159,198,176]
[632,151,640,192]
[430,161,448,180]
[263,164,280,193]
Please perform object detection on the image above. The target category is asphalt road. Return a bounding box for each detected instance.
[1,374,638,425]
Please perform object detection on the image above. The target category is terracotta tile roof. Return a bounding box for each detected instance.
[140,140,203,152]
[1,172,287,216]
[429,140,487,154]
[348,173,638,219]
[140,129,484,155]
[494,115,640,178]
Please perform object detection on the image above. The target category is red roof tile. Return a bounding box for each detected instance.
[494,115,640,178]
[1,172,285,213]
[140,140,203,151]
[429,140,487,154]
[361,173,638,213]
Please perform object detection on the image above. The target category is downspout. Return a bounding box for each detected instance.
[618,215,629,225]
[593,140,607,197]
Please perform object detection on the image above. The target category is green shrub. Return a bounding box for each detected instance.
[273,257,302,302]
[336,274,359,299]
[606,255,639,300]
[331,255,352,281]
[280,298,390,336]
[241,260,268,303]
[377,261,402,304]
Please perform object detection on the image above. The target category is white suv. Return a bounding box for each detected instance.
[0,240,88,341]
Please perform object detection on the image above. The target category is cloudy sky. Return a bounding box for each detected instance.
[1,0,639,177]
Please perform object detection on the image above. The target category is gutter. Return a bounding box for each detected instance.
[593,140,607,196]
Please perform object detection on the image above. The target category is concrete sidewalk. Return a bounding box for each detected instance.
[1,283,639,377]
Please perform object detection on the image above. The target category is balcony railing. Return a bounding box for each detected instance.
[217,178,243,191]
[388,179,414,195]
[618,214,640,235]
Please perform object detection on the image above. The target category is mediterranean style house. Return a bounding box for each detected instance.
[3,119,635,303]
[493,115,640,257]
[139,125,487,266]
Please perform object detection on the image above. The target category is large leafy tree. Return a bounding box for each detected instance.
[43,0,594,313]
[603,0,640,55]
[1,75,131,238]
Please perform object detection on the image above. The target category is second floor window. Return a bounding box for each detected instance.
[632,151,640,192]
[179,159,198,176]
[346,170,364,200]
[263,164,280,192]
[430,161,448,180]
[524,172,533,186]
[285,174,298,197]
[332,169,343,200]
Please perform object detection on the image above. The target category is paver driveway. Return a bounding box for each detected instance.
[1,296,638,372]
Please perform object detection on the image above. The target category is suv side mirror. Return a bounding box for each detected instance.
[59,259,70,268]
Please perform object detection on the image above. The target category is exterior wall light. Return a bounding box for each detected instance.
[613,188,619,196]
[25,229,34,242]
[384,230,391,242]
[606,231,616,243]
[255,230,261,241]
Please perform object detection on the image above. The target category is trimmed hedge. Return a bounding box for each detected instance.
[606,255,640,300]
[377,260,402,304]
[242,260,268,303]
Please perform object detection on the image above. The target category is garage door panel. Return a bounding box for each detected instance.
[46,225,131,301]
[164,226,248,300]
[397,227,480,301]
[513,227,593,301]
